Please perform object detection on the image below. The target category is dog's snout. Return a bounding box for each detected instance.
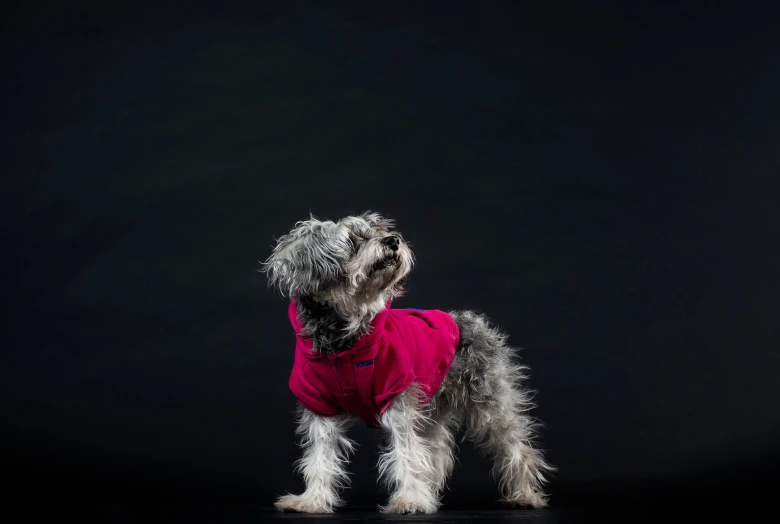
[382,235,400,251]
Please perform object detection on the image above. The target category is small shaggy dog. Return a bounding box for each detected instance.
[263,212,552,514]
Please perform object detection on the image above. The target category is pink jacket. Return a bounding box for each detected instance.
[287,300,459,427]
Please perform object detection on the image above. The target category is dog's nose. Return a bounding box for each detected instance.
[382,235,400,251]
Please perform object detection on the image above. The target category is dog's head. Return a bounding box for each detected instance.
[262,212,413,318]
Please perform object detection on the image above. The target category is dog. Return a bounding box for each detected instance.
[262,212,552,514]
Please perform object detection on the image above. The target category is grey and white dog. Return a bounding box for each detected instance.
[263,212,552,514]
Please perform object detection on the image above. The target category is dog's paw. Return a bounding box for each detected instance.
[503,490,548,509]
[275,493,334,514]
[381,495,440,515]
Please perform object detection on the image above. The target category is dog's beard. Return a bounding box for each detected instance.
[362,244,411,291]
[371,249,401,272]
[346,238,409,288]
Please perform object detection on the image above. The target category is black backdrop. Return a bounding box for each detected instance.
[2,0,779,510]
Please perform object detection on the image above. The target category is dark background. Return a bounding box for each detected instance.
[2,0,779,513]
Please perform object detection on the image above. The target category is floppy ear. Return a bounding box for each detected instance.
[261,217,349,297]
[262,230,305,297]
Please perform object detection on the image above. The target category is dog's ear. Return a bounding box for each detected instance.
[262,217,349,297]
[262,232,303,297]
[360,210,395,231]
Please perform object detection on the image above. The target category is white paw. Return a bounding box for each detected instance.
[381,495,440,514]
[504,490,548,509]
[275,493,333,513]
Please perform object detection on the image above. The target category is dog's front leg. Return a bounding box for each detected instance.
[377,387,440,514]
[275,406,355,513]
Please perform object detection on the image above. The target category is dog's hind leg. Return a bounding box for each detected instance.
[468,382,552,508]
[452,310,554,509]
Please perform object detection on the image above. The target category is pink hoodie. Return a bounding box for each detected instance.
[287,300,460,427]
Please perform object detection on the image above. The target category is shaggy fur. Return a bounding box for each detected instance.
[263,212,553,514]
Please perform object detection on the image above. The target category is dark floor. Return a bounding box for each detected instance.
[89,506,554,523]
[67,503,757,524]
[62,506,644,524]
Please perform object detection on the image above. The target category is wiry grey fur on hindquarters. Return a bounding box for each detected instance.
[435,310,552,508]
[264,212,553,514]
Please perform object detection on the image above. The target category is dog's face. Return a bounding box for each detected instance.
[263,212,413,317]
